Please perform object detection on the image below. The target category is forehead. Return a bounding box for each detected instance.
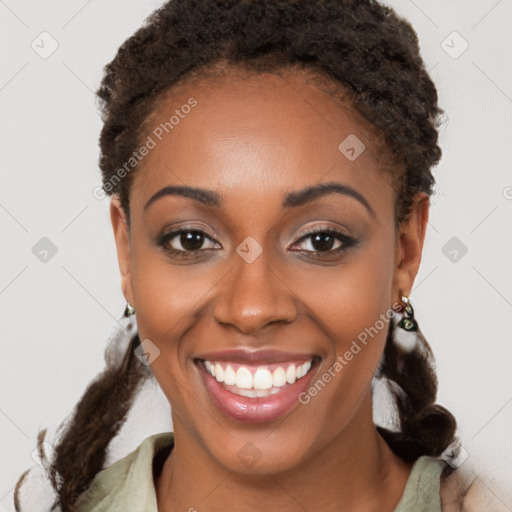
[130,68,395,215]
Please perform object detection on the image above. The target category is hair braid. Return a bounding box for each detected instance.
[15,332,149,511]
[376,314,457,465]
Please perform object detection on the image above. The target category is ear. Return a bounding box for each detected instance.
[392,192,430,300]
[110,196,134,306]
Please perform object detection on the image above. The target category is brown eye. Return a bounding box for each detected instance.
[290,228,358,255]
[158,229,220,253]
[307,232,339,252]
[176,231,206,251]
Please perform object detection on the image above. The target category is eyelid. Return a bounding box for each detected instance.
[159,223,219,241]
[293,223,352,240]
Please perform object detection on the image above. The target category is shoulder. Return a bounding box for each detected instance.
[440,469,511,512]
[393,455,445,511]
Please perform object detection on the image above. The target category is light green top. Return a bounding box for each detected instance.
[75,432,446,511]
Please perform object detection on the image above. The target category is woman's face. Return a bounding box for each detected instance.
[111,68,428,474]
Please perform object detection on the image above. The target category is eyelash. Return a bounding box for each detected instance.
[156,226,358,260]
[291,227,358,256]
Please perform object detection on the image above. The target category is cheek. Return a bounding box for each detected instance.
[292,231,396,408]
[290,229,395,345]
[128,252,207,409]
[129,247,217,342]
[127,241,209,390]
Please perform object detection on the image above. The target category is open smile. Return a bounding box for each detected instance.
[195,350,321,423]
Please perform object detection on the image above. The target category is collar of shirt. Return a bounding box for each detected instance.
[75,432,445,512]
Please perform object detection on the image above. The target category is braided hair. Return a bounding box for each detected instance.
[15,1,457,510]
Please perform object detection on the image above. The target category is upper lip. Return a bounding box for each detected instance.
[195,348,318,365]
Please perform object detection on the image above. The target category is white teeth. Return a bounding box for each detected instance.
[234,386,290,398]
[214,363,224,383]
[238,388,265,398]
[204,359,314,394]
[272,367,287,387]
[236,366,253,389]
[237,388,258,398]
[297,361,309,379]
[286,365,297,384]
[253,368,273,390]
[205,361,214,376]
[224,364,236,385]
[301,360,312,376]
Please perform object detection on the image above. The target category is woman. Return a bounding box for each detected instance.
[14,0,481,510]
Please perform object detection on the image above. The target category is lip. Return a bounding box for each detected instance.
[195,348,317,364]
[195,354,320,423]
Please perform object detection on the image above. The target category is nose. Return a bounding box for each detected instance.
[213,248,297,334]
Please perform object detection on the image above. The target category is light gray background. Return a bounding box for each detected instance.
[1,1,511,510]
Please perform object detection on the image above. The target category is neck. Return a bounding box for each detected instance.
[156,395,412,512]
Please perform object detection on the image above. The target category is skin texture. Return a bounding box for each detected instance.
[110,69,429,512]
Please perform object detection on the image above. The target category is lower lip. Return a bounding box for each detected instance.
[198,361,318,423]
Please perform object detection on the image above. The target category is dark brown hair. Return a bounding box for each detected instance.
[15,1,457,510]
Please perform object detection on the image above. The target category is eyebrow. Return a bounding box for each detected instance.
[144,181,375,218]
[144,185,221,211]
[282,181,375,218]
